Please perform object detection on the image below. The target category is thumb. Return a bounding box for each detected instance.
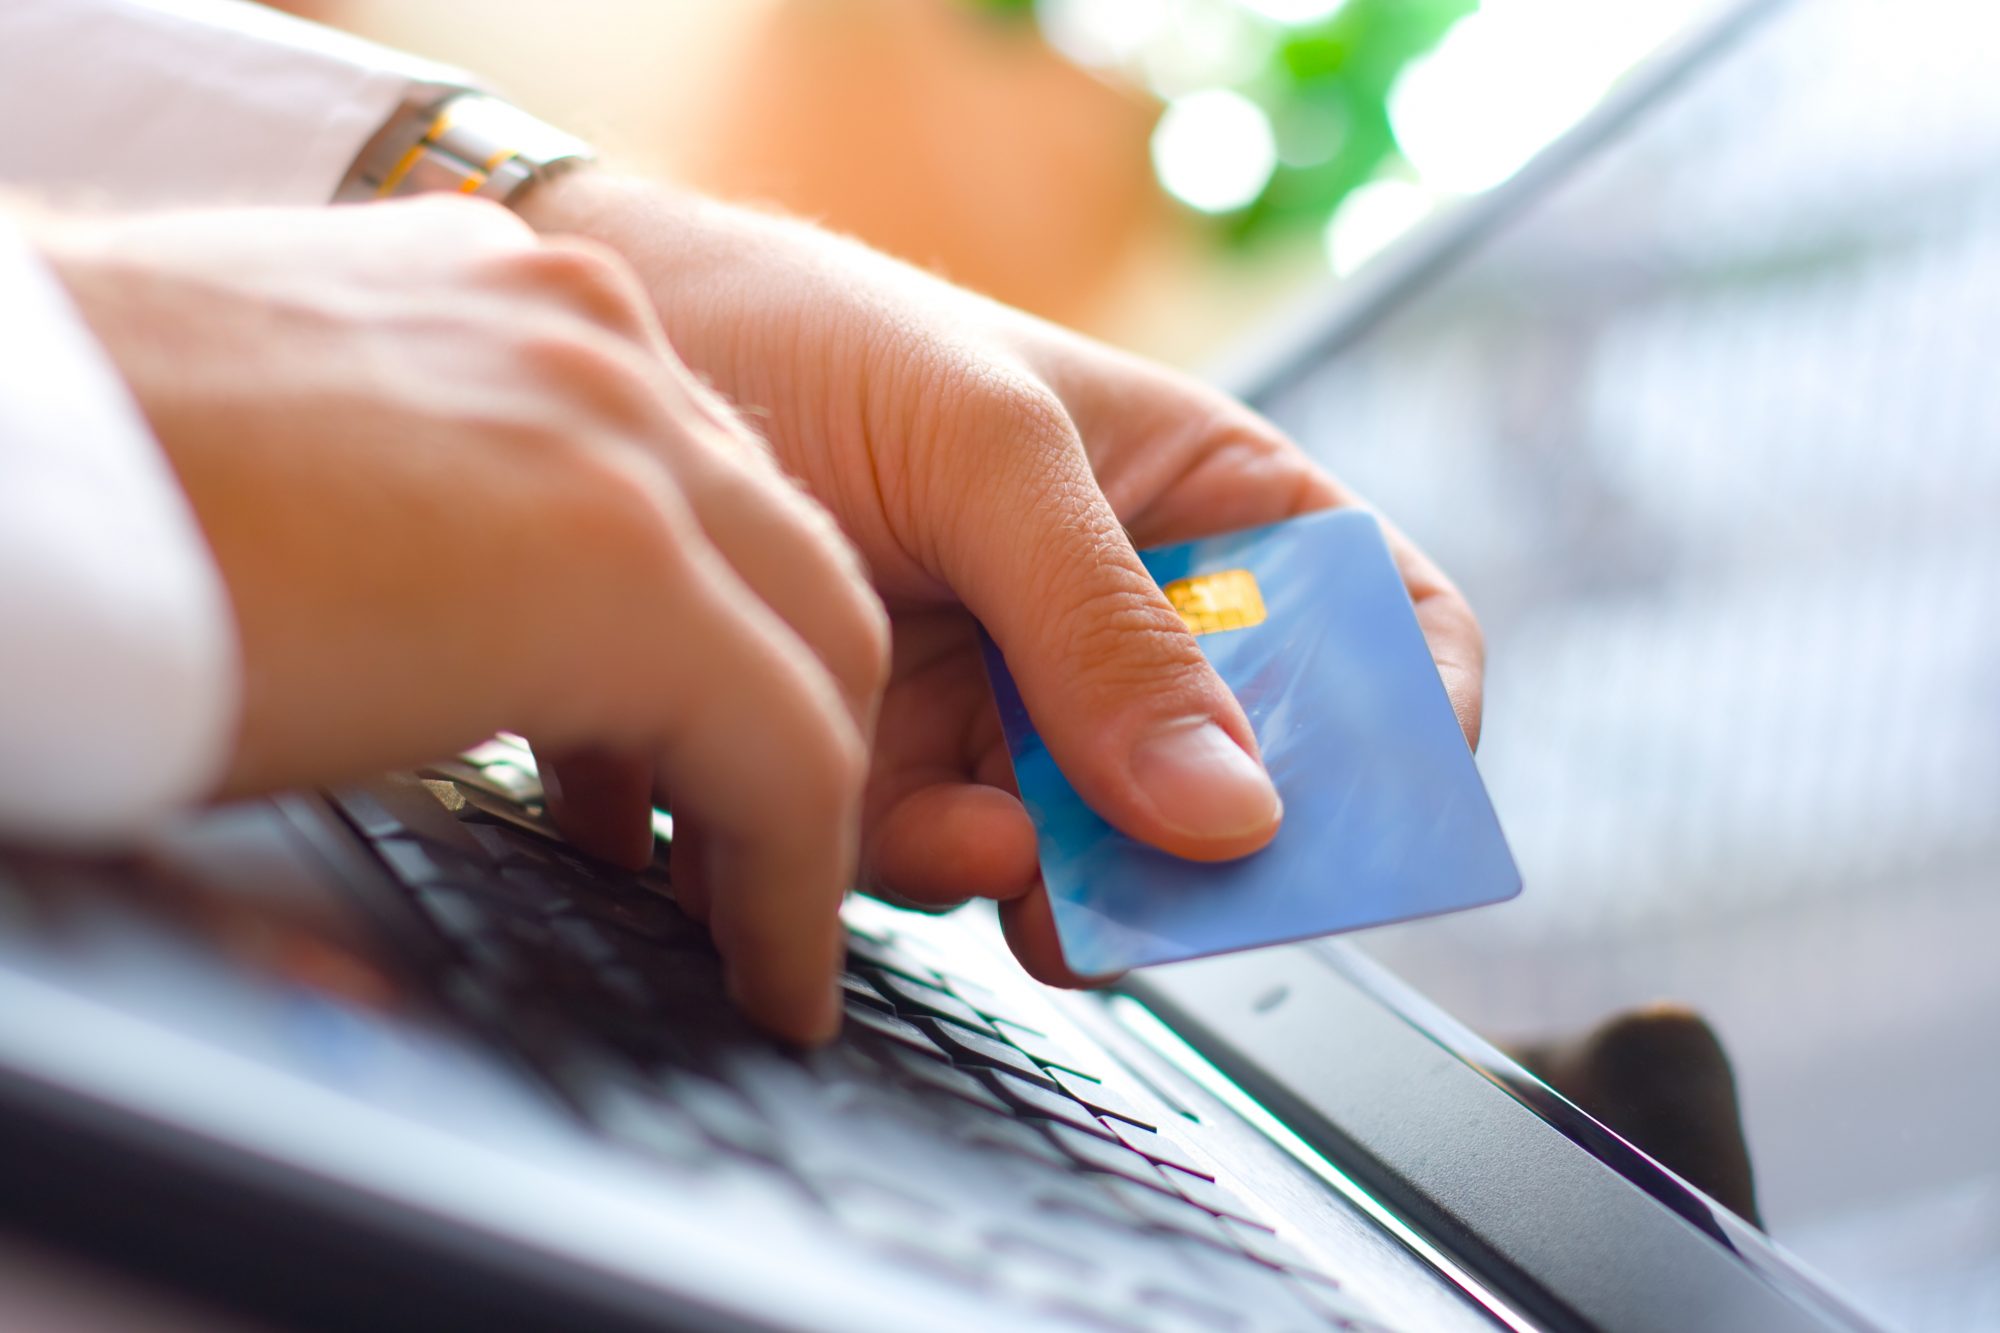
[948,432,1281,862]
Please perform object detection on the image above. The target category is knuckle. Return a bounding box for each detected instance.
[517,326,657,431]
[553,449,684,572]
[512,239,653,336]
[714,460,892,696]
[784,495,892,693]
[819,582,892,704]
[1058,577,1210,693]
[956,370,1072,450]
[846,589,894,694]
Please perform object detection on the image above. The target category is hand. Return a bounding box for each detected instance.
[517,176,1484,985]
[40,197,887,1041]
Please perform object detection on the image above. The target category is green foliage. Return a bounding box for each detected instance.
[965,0,1474,247]
[1235,0,1471,244]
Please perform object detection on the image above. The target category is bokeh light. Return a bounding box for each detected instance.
[1391,0,1707,195]
[1237,0,1350,24]
[1323,176,1434,275]
[1151,88,1279,213]
[1029,0,1699,273]
[1035,0,1169,69]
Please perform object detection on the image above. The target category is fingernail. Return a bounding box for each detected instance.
[1128,719,1281,844]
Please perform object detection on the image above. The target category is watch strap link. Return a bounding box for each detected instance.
[336,91,594,207]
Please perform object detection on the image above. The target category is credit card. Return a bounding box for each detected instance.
[982,509,1519,975]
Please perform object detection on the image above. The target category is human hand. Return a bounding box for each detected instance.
[40,197,887,1040]
[517,177,1483,985]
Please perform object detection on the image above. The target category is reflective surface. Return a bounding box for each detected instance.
[1260,3,2000,1329]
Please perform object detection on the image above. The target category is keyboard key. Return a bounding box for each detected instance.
[550,915,623,967]
[592,962,667,1016]
[456,932,532,987]
[868,1237,994,1295]
[1049,1068,1155,1130]
[981,1070,1118,1140]
[1282,1274,1383,1326]
[331,789,407,839]
[1029,1294,1148,1332]
[1219,1218,1318,1272]
[844,1001,951,1058]
[922,1022,1059,1088]
[872,971,1000,1036]
[991,1020,1098,1077]
[437,969,512,1030]
[880,1044,1011,1115]
[839,970,895,1012]
[1158,1236,1344,1333]
[662,1072,781,1162]
[1104,1118,1212,1180]
[584,1082,705,1167]
[1159,1164,1266,1227]
[820,1172,949,1238]
[952,1118,1072,1169]
[1029,1172,1145,1232]
[458,820,544,868]
[375,837,482,887]
[1035,1121,1178,1189]
[982,1227,1101,1283]
[843,933,937,983]
[412,886,491,942]
[939,971,1046,1032]
[1096,1176,1236,1247]
[1133,1283,1248,1331]
[564,887,707,949]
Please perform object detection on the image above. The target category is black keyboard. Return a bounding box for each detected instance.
[330,743,1393,1333]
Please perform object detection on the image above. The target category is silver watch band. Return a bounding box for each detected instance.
[335,90,595,206]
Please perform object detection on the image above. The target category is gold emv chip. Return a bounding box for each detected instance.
[1162,568,1267,637]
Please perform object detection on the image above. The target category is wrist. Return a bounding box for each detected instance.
[510,169,766,364]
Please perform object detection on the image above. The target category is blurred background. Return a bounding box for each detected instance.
[278,0,1695,367]
[271,4,1999,1330]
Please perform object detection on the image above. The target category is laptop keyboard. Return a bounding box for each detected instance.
[328,740,1395,1333]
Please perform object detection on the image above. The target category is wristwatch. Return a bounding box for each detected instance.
[335,88,595,207]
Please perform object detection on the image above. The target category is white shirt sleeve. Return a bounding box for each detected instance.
[0,0,471,211]
[0,220,238,844]
[0,3,477,842]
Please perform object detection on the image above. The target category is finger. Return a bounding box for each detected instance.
[659,404,890,734]
[666,809,713,924]
[488,231,890,736]
[998,887,1124,991]
[570,302,890,737]
[858,612,1037,906]
[867,782,1039,908]
[941,398,1280,863]
[640,558,865,1045]
[537,746,656,870]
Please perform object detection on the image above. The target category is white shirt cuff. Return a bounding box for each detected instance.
[0,0,472,211]
[0,220,239,844]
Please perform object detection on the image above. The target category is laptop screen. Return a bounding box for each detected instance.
[1257,2,2000,1329]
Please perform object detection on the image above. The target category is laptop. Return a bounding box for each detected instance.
[0,2,1921,1329]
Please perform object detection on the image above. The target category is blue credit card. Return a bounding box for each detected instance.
[982,509,1519,975]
